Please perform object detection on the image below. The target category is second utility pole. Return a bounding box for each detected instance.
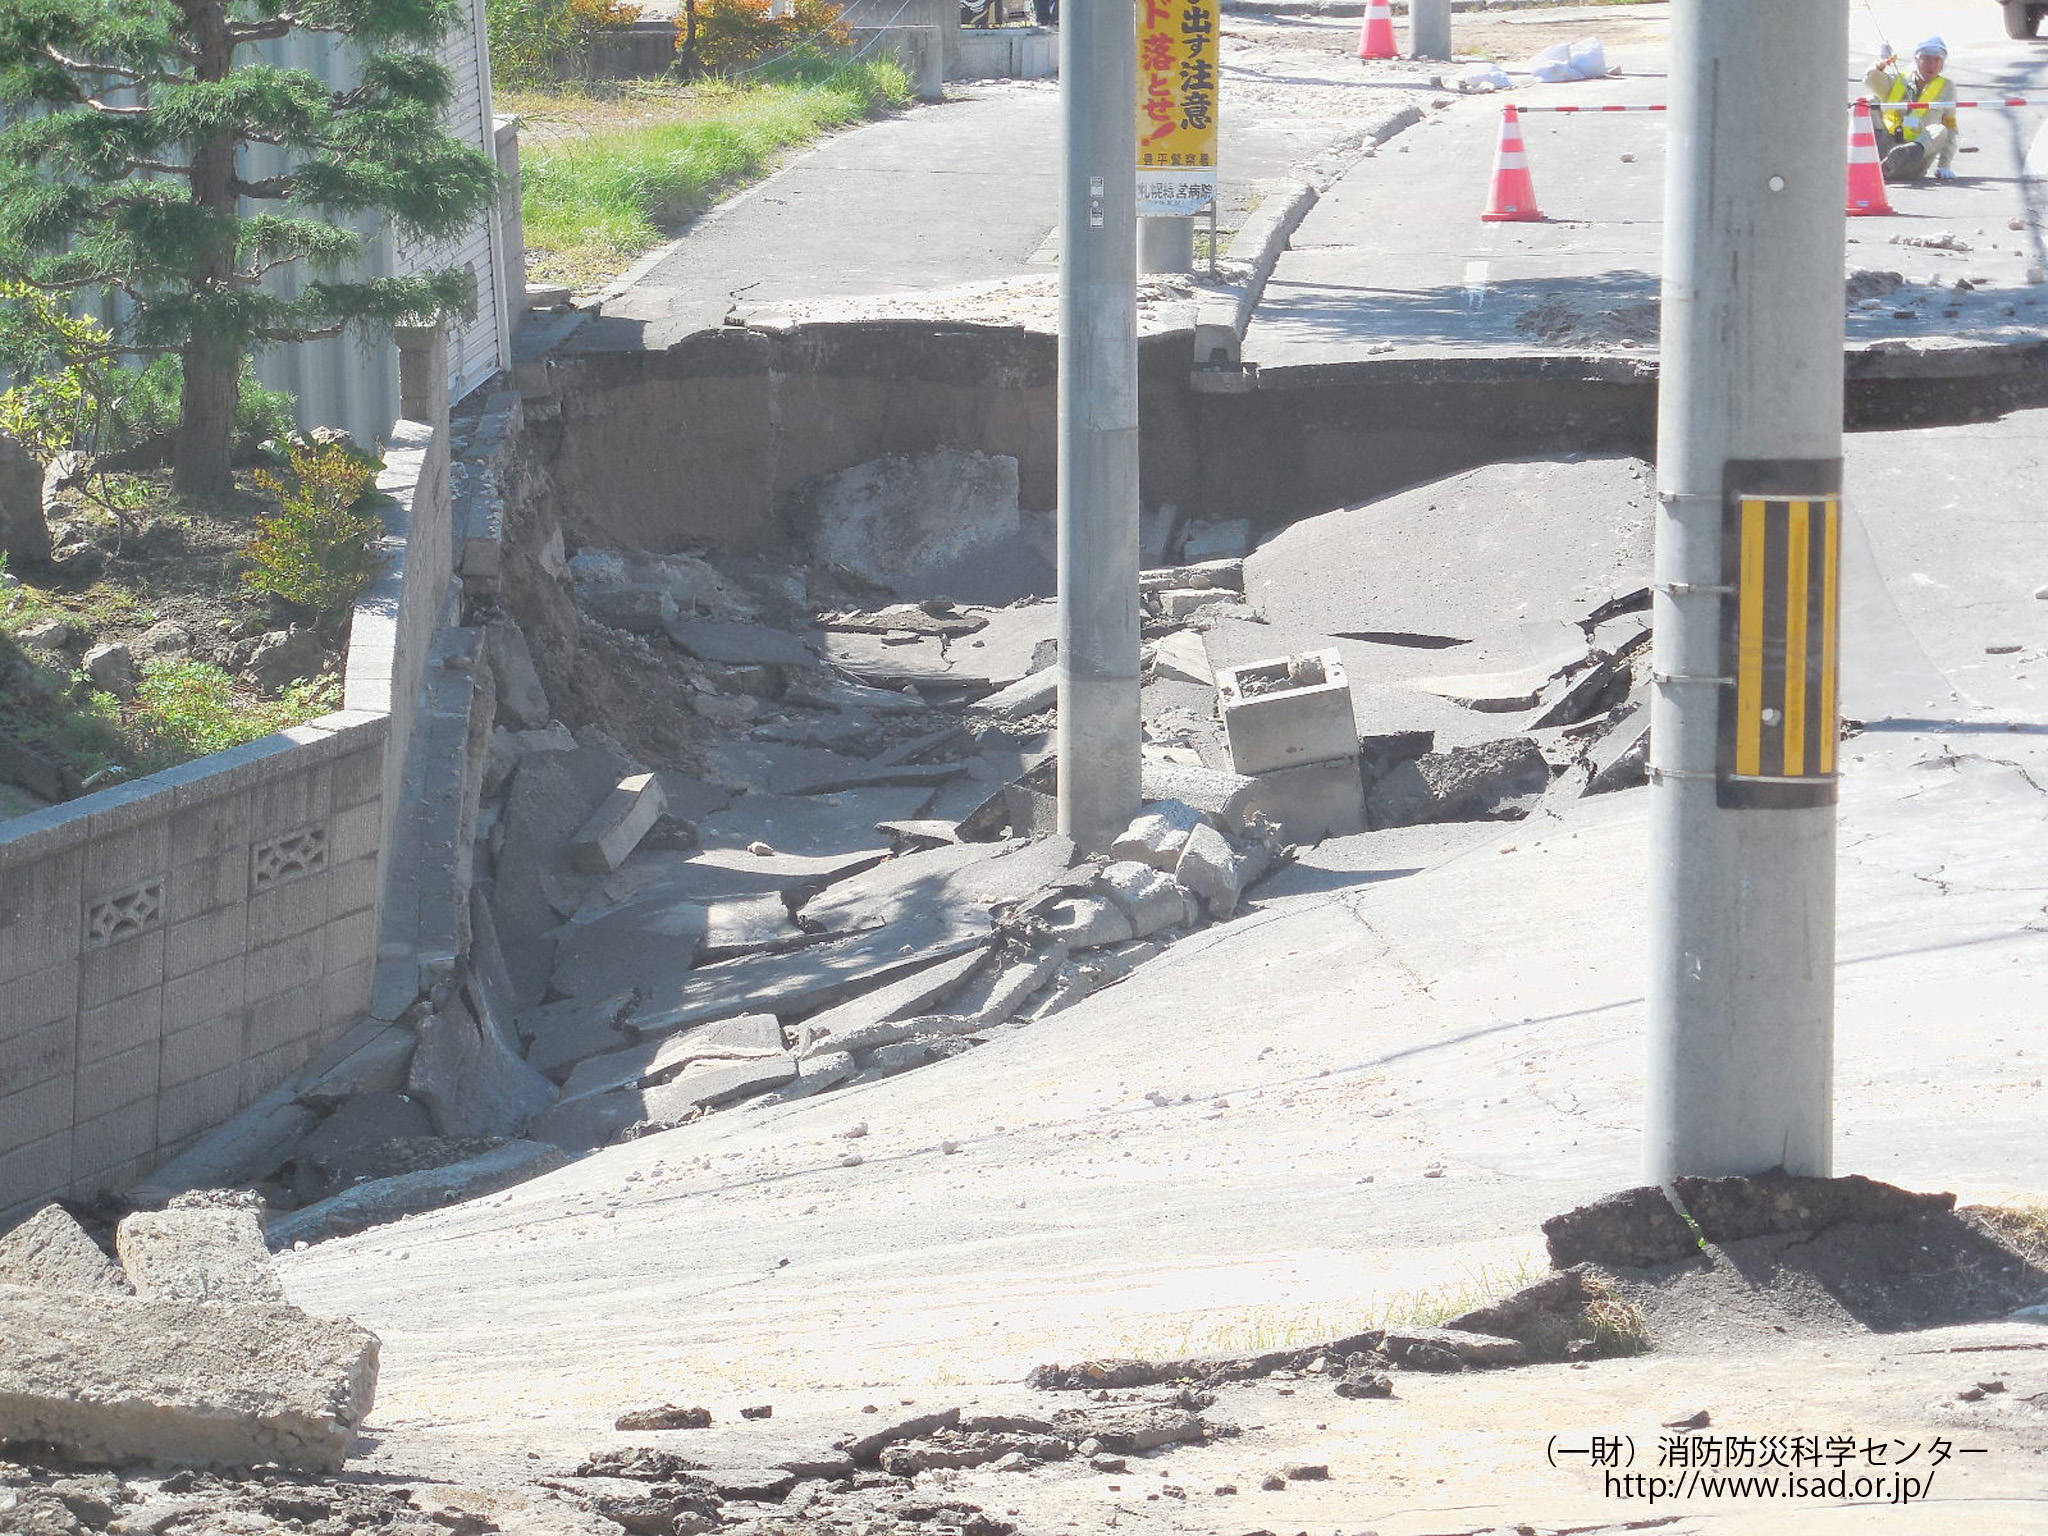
[1646,0,1849,1181]
[1057,1,1142,852]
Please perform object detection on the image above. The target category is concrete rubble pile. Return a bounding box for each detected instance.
[107,453,1664,1253]
[0,1194,377,1472]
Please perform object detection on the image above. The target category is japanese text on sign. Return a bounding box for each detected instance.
[1137,0,1219,215]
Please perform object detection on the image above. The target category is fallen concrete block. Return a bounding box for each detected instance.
[559,1012,786,1102]
[640,1054,798,1119]
[407,995,558,1138]
[1002,763,1059,838]
[567,772,668,876]
[796,945,992,1057]
[520,990,638,1081]
[1097,861,1195,938]
[846,1405,962,1465]
[973,668,1059,720]
[663,616,818,668]
[0,1206,131,1296]
[1588,701,1650,794]
[550,893,707,1000]
[482,720,577,800]
[1216,649,1358,778]
[1039,895,1136,951]
[1020,962,1097,1021]
[1139,557,1244,594]
[800,448,1021,589]
[1359,728,1435,786]
[1174,821,1255,919]
[1366,737,1550,828]
[115,1206,284,1303]
[267,1141,569,1249]
[1147,630,1214,686]
[947,940,1069,1024]
[1111,800,1206,871]
[1245,755,1366,842]
[525,1089,647,1152]
[629,913,992,1041]
[1530,650,1629,731]
[862,1036,975,1074]
[291,1092,438,1204]
[1157,588,1243,623]
[484,619,552,731]
[0,1285,378,1471]
[494,741,639,1007]
[1139,757,1258,834]
[758,1049,859,1103]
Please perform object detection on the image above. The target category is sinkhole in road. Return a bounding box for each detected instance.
[511,320,2048,589]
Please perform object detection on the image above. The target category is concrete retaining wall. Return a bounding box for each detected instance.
[953,25,1056,80]
[0,329,455,1221]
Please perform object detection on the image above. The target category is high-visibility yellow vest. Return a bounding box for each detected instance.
[1883,73,1956,140]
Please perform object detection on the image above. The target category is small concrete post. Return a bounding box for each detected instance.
[1057,0,1142,853]
[1646,0,1848,1182]
[394,320,450,433]
[1410,0,1452,61]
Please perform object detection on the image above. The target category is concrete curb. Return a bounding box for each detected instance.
[1196,103,1425,374]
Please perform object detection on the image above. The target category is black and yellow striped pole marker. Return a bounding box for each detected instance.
[1719,492,1843,809]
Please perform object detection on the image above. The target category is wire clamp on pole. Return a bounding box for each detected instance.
[1647,765,1719,783]
[1656,581,1734,598]
[1654,671,1735,688]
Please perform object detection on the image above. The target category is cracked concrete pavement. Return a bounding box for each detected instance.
[20,2,2048,1529]
[269,4,2048,1529]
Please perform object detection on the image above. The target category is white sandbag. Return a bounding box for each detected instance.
[1527,37,1608,83]
[1454,62,1514,93]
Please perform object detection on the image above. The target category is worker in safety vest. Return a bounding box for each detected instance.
[1865,36,1959,182]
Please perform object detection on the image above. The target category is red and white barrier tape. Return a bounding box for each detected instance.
[1506,98,2041,114]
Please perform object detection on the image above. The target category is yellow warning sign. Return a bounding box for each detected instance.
[1137,0,1220,216]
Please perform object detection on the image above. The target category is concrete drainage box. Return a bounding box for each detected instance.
[1214,649,1358,777]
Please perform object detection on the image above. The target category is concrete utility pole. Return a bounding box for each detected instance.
[1646,0,1849,1181]
[1057,0,1142,851]
[1409,0,1452,61]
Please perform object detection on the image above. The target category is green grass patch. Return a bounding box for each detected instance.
[517,57,913,288]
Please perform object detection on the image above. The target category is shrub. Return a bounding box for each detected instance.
[491,0,646,86]
[244,443,385,617]
[684,0,851,77]
[128,659,342,768]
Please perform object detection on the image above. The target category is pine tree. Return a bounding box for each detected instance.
[0,0,500,496]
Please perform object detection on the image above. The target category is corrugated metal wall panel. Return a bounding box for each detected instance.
[3,12,506,452]
[390,0,506,407]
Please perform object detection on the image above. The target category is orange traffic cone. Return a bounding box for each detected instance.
[1480,103,1544,222]
[1845,97,1894,216]
[1356,0,1397,60]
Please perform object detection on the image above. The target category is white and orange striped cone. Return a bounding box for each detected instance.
[1356,0,1397,60]
[1480,103,1543,222]
[1846,97,1895,216]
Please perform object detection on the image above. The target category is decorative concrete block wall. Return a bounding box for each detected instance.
[0,326,452,1220]
[0,717,391,1211]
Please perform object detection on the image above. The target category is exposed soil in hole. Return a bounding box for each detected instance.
[1516,297,1662,350]
[1543,1176,2048,1354]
